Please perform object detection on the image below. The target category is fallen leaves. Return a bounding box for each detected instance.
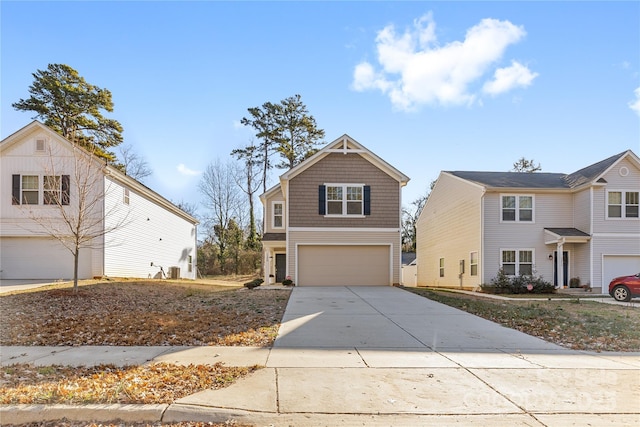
[406,288,640,352]
[0,362,260,405]
[0,282,290,347]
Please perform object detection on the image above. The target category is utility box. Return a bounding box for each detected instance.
[169,266,180,279]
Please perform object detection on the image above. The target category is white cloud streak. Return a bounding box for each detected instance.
[177,163,202,176]
[629,87,640,117]
[352,13,537,110]
[483,61,539,95]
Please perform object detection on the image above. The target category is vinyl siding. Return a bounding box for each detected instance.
[103,176,197,279]
[592,158,640,234]
[482,191,574,284]
[572,189,591,233]
[288,229,401,284]
[288,153,400,228]
[263,191,285,234]
[416,173,482,289]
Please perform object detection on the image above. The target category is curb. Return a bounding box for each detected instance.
[0,404,167,425]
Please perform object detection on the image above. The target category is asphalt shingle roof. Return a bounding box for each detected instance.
[447,151,629,189]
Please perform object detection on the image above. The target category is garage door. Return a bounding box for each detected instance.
[0,237,91,280]
[603,255,640,291]
[297,245,390,286]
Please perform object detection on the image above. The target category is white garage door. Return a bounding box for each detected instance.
[603,255,640,292]
[0,237,91,280]
[297,245,390,286]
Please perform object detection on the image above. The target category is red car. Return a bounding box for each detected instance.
[609,273,640,302]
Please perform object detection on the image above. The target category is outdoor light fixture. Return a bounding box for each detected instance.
[548,254,553,261]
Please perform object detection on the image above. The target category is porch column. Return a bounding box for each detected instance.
[556,242,564,289]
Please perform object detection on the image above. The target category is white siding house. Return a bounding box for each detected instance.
[0,121,198,280]
[416,150,640,294]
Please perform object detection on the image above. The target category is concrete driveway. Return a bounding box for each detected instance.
[0,279,61,294]
[274,286,562,351]
[171,286,640,426]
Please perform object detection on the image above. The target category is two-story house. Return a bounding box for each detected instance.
[1,121,198,280]
[416,150,640,294]
[260,135,410,286]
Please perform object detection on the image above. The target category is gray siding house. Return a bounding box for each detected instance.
[416,150,640,294]
[260,135,409,286]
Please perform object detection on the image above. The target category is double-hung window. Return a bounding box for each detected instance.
[501,249,533,276]
[608,191,639,218]
[320,184,370,216]
[501,195,533,222]
[44,176,61,205]
[272,202,284,228]
[470,252,478,276]
[20,175,39,205]
[12,174,70,206]
[439,258,445,277]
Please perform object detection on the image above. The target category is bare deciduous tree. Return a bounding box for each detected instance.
[15,141,130,292]
[117,144,152,182]
[198,159,243,273]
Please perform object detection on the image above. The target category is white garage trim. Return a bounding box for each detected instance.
[296,243,392,286]
[601,255,640,294]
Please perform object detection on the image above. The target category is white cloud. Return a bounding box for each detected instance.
[177,163,201,176]
[630,87,640,117]
[483,61,539,95]
[352,13,535,110]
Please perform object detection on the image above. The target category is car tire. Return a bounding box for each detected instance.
[612,285,632,302]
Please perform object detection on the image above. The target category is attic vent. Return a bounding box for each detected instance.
[35,139,46,152]
[619,166,629,177]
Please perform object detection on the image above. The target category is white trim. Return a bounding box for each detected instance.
[592,233,640,238]
[499,194,535,223]
[499,248,536,276]
[324,183,364,217]
[271,201,284,229]
[605,189,639,220]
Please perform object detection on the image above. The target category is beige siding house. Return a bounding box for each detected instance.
[260,135,409,286]
[416,150,640,294]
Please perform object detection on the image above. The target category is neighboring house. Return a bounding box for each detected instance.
[416,150,640,294]
[259,134,409,286]
[0,121,198,280]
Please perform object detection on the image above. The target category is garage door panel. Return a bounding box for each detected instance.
[603,256,640,290]
[0,237,90,280]
[298,245,390,286]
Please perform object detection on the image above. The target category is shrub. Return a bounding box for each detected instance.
[282,276,294,286]
[481,269,555,294]
[243,278,264,289]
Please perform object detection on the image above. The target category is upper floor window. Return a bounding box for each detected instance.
[501,249,533,276]
[123,188,130,205]
[44,176,61,205]
[319,184,370,216]
[608,191,639,218]
[12,174,69,206]
[501,195,533,222]
[272,202,284,228]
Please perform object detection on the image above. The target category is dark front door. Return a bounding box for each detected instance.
[553,251,569,287]
[275,254,286,283]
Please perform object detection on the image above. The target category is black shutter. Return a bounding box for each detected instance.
[61,175,70,205]
[318,185,326,215]
[364,185,371,215]
[12,174,20,205]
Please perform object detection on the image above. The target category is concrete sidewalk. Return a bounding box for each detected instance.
[2,286,640,426]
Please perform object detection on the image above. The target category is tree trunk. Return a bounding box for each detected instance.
[73,245,79,293]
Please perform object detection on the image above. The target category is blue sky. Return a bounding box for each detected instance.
[2,1,639,216]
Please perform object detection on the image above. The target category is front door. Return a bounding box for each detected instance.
[275,254,286,283]
[553,251,569,287]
